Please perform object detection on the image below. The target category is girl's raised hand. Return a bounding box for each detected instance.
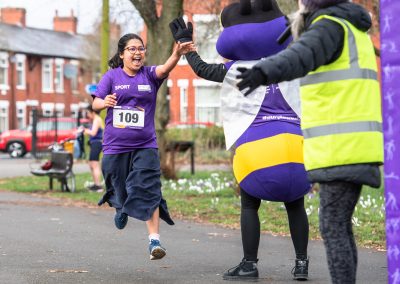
[175,41,196,56]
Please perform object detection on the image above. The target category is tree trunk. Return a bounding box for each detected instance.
[129,0,184,179]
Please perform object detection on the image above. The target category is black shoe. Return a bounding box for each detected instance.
[223,258,259,281]
[292,258,309,281]
[88,184,104,192]
[114,211,128,230]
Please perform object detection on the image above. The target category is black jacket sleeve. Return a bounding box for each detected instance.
[255,19,345,84]
[185,52,227,83]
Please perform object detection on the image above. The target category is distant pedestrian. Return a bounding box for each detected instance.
[79,105,104,192]
[236,1,383,283]
[92,33,195,260]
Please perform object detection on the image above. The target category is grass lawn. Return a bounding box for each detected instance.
[0,170,386,249]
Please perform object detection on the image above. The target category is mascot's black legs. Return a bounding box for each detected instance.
[285,197,309,280]
[223,189,309,281]
[240,189,261,261]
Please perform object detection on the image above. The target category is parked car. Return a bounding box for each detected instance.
[0,117,89,158]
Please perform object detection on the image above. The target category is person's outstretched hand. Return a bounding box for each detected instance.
[236,67,268,96]
[169,16,193,43]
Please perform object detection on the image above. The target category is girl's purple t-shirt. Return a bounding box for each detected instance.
[93,66,164,154]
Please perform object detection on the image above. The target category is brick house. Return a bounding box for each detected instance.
[0,7,97,133]
[167,0,380,127]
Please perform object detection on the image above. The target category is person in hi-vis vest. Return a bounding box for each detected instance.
[236,0,383,283]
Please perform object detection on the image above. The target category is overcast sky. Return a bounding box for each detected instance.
[0,0,143,35]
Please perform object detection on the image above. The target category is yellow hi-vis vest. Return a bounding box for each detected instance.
[299,15,383,171]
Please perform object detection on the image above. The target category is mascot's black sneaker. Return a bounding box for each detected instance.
[292,258,309,281]
[223,258,259,281]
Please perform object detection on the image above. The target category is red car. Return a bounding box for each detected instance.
[0,117,88,158]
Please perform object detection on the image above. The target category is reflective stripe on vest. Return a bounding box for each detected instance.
[302,121,382,139]
[300,18,378,86]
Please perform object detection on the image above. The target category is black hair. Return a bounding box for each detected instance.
[86,105,100,115]
[108,33,145,69]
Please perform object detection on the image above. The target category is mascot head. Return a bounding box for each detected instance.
[216,0,289,61]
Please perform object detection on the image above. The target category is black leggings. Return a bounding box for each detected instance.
[319,182,362,284]
[240,189,309,261]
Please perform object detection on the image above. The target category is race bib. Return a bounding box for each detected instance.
[113,106,145,129]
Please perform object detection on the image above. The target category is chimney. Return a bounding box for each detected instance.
[110,21,121,41]
[53,9,77,34]
[0,7,26,27]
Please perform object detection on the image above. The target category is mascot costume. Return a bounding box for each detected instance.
[170,0,311,281]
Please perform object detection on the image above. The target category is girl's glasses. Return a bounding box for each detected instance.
[124,46,146,54]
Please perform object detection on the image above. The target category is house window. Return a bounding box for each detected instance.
[16,54,26,89]
[42,103,54,117]
[180,87,188,122]
[70,104,79,118]
[16,102,26,130]
[178,79,189,123]
[55,103,64,117]
[69,60,79,92]
[193,14,221,63]
[195,83,221,124]
[55,59,64,93]
[0,53,9,90]
[42,58,53,92]
[0,101,9,132]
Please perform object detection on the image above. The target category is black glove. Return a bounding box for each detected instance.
[169,16,193,43]
[236,67,268,96]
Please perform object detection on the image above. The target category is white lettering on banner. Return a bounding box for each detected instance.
[115,85,130,90]
[113,106,145,129]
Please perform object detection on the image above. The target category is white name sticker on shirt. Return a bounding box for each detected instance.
[138,84,151,92]
[113,106,145,129]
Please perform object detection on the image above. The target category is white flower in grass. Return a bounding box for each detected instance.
[178,179,187,185]
[211,173,220,178]
[306,205,313,216]
[352,217,361,227]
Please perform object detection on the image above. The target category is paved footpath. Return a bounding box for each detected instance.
[0,191,387,284]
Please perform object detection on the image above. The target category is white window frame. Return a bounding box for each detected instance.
[70,104,79,118]
[0,100,9,132]
[42,58,53,93]
[178,79,189,122]
[55,103,65,117]
[41,102,54,117]
[16,101,26,129]
[55,58,64,93]
[15,54,26,90]
[193,14,222,63]
[193,79,221,125]
[0,52,9,91]
[69,60,79,93]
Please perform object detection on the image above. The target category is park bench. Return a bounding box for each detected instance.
[31,151,76,192]
[166,140,195,175]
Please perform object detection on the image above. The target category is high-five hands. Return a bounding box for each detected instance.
[236,67,268,96]
[169,16,193,43]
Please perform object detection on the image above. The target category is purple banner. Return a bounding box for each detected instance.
[381,1,400,283]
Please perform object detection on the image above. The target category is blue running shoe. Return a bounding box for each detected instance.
[114,212,128,230]
[149,239,166,260]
